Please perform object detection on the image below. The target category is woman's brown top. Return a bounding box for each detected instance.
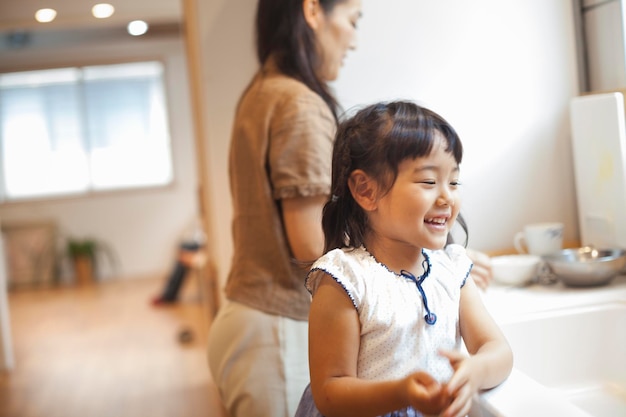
[225,60,336,321]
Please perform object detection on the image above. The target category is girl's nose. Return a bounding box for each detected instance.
[437,187,454,207]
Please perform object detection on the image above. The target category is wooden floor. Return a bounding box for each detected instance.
[0,276,228,417]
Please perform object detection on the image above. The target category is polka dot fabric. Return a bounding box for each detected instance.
[306,244,472,385]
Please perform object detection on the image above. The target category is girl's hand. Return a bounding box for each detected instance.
[439,350,479,417]
[403,371,451,415]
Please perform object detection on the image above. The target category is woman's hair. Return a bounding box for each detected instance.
[322,100,467,251]
[255,0,345,120]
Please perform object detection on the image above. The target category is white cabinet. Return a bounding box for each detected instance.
[583,0,626,91]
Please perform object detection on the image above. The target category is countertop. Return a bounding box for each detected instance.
[483,274,626,321]
[474,273,626,417]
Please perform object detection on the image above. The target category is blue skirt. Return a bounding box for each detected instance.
[294,384,425,417]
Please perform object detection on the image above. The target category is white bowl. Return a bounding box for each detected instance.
[491,254,542,286]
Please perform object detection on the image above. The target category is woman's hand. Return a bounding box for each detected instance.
[466,248,493,290]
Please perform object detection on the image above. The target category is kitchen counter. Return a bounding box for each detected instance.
[483,274,626,321]
[475,274,626,417]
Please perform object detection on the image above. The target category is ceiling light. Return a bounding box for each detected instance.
[35,8,57,23]
[92,3,115,19]
[127,20,149,36]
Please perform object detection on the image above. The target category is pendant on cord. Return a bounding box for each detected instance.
[400,254,437,325]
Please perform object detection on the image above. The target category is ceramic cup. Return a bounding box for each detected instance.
[514,222,564,255]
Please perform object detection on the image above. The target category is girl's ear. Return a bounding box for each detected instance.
[303,0,323,30]
[348,170,378,211]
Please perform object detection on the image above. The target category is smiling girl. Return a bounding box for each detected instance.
[295,101,513,417]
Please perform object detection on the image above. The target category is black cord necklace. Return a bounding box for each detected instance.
[400,252,437,325]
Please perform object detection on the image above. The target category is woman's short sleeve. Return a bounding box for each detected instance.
[269,91,336,200]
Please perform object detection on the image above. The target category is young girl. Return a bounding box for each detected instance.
[295,101,513,417]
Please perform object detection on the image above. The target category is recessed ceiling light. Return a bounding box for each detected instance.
[92,3,115,19]
[127,20,149,36]
[35,8,57,23]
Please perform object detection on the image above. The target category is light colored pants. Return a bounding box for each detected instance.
[207,301,309,417]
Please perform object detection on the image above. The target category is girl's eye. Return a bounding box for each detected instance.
[418,180,436,185]
[450,181,461,187]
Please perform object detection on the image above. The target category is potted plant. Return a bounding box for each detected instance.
[66,238,96,285]
[66,237,116,285]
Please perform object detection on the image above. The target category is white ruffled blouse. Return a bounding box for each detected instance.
[306,244,473,383]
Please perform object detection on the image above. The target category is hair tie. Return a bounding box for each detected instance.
[331,194,339,202]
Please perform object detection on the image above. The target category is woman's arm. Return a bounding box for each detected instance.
[309,274,450,417]
[440,278,514,417]
[282,195,327,262]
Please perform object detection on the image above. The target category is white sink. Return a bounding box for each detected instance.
[498,302,626,416]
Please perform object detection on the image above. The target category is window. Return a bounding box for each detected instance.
[0,61,173,202]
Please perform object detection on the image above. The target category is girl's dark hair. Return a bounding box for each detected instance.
[322,100,468,251]
[255,0,344,120]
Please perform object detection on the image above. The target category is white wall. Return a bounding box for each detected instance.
[0,34,200,280]
[197,0,581,292]
[333,1,581,251]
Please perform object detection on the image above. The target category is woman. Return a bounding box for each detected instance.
[207,1,363,416]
